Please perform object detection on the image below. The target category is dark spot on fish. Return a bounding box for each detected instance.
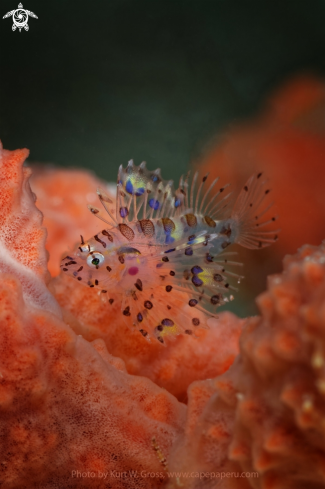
[211,295,220,305]
[257,172,262,178]
[185,329,193,335]
[94,235,107,248]
[77,277,82,281]
[109,298,114,305]
[185,214,197,227]
[119,207,129,218]
[244,186,248,192]
[165,285,172,292]
[167,305,171,310]
[106,266,112,272]
[192,318,200,326]
[265,189,270,194]
[101,290,107,293]
[139,219,155,238]
[62,268,68,271]
[77,266,83,272]
[219,187,224,192]
[162,256,169,262]
[144,300,153,309]
[157,336,164,344]
[221,241,230,249]
[191,265,203,274]
[118,255,125,264]
[135,279,143,291]
[214,274,223,282]
[102,230,113,242]
[192,276,203,287]
[157,325,163,331]
[189,299,197,307]
[165,248,175,254]
[204,216,216,228]
[188,234,196,241]
[123,306,131,316]
[220,225,231,237]
[161,217,176,234]
[169,271,175,276]
[65,260,77,266]
[95,279,99,285]
[202,174,208,182]
[206,253,213,263]
[118,223,135,241]
[162,318,174,326]
[183,270,191,280]
[140,329,147,337]
[185,247,193,256]
[137,313,143,322]
[225,283,229,288]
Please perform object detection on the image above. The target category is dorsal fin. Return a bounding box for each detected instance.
[87,161,234,227]
[116,160,184,223]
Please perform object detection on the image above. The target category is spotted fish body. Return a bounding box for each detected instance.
[61,161,279,344]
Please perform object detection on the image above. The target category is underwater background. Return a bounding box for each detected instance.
[1,0,325,177]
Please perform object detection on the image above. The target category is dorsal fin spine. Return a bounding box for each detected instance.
[200,176,219,215]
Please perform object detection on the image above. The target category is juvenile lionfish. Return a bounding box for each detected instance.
[60,161,278,344]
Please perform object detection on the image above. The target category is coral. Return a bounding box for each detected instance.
[0,144,188,488]
[51,273,243,401]
[168,242,325,488]
[0,273,186,488]
[0,143,60,316]
[30,167,113,277]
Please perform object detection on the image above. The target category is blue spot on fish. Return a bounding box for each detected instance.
[174,199,181,208]
[165,235,175,244]
[192,276,204,287]
[164,248,176,254]
[161,318,174,326]
[191,266,203,275]
[125,180,134,194]
[120,207,129,218]
[135,187,145,196]
[149,199,160,210]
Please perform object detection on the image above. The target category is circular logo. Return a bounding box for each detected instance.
[13,9,28,28]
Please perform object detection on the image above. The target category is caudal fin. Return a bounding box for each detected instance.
[231,172,279,249]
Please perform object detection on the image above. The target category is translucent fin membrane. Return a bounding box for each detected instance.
[116,160,177,223]
[187,171,233,219]
[231,172,280,249]
[114,160,234,224]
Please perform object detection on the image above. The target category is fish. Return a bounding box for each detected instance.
[60,161,279,345]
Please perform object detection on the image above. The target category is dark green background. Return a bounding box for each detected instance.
[1,0,325,180]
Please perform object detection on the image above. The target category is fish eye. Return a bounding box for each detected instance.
[87,252,105,268]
